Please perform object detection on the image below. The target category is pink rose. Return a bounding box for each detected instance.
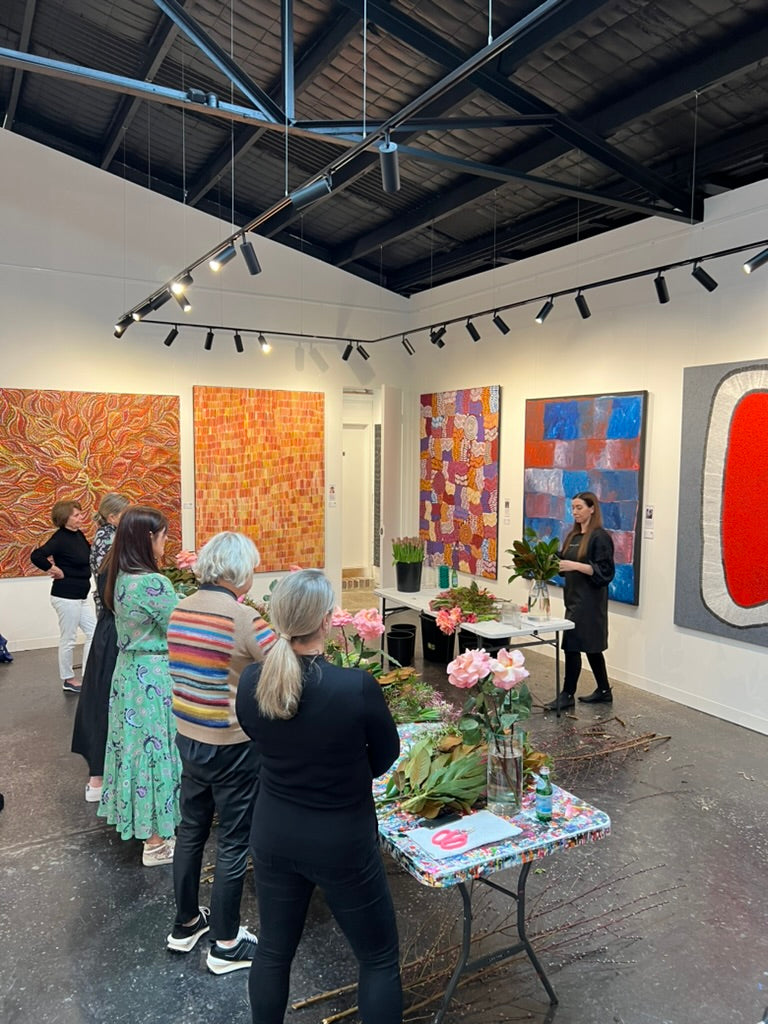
[447,648,493,689]
[489,648,529,690]
[331,607,354,628]
[436,608,459,635]
[175,549,197,569]
[352,608,385,643]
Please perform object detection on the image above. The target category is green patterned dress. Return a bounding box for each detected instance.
[98,571,180,840]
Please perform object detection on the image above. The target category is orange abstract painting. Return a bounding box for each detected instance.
[193,386,325,571]
[0,389,181,578]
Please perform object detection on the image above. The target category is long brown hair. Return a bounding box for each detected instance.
[104,505,168,610]
[561,491,603,560]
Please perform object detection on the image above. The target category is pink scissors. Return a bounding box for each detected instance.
[431,828,468,851]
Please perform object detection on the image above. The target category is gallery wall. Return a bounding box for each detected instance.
[1,131,767,735]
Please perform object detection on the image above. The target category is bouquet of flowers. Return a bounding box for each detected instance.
[378,667,459,724]
[392,536,425,564]
[447,647,532,746]
[326,607,386,674]
[161,549,199,597]
[430,581,497,634]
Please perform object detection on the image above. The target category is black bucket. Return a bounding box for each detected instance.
[457,628,507,656]
[387,624,417,667]
[420,613,455,664]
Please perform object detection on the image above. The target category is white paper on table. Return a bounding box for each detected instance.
[404,809,523,860]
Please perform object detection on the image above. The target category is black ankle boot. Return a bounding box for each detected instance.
[544,693,575,711]
[578,688,613,704]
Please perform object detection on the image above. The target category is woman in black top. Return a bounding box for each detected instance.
[30,499,96,693]
[546,491,615,711]
[236,569,402,1024]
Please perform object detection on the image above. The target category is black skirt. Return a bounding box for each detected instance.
[71,609,118,775]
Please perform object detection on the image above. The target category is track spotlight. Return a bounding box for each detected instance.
[654,272,670,304]
[174,291,192,313]
[151,289,172,311]
[341,341,354,361]
[357,343,370,360]
[171,272,193,296]
[743,247,768,274]
[234,331,244,353]
[163,326,179,347]
[574,290,591,319]
[465,319,481,342]
[114,314,133,338]
[691,263,718,292]
[378,135,401,194]
[204,329,215,351]
[209,243,237,272]
[430,325,446,347]
[132,300,154,321]
[289,176,332,211]
[402,336,415,355]
[535,298,554,324]
[492,311,510,335]
[240,240,262,276]
[258,333,271,353]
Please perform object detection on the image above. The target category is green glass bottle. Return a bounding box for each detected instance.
[535,766,553,823]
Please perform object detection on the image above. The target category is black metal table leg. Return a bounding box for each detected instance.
[554,630,562,718]
[432,884,473,1024]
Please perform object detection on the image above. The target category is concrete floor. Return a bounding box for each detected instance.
[1,620,767,1024]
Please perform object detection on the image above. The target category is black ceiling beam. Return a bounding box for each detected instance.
[99,2,185,170]
[340,0,688,213]
[185,7,358,206]
[387,119,768,293]
[296,114,558,133]
[333,11,768,269]
[151,0,285,123]
[4,0,37,130]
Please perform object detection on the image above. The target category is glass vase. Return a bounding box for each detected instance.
[528,580,551,621]
[486,729,525,817]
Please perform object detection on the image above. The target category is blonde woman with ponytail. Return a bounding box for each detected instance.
[236,569,402,1024]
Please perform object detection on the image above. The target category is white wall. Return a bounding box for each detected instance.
[403,183,768,736]
[2,131,767,736]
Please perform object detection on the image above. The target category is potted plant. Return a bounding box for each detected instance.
[391,536,424,593]
[505,527,561,620]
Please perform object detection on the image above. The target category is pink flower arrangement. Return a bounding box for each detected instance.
[327,607,386,672]
[175,549,198,570]
[447,647,531,744]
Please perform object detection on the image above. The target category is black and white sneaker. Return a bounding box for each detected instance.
[206,926,258,974]
[167,907,211,952]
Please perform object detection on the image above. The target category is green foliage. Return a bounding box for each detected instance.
[378,668,457,724]
[160,566,198,598]
[382,732,487,818]
[505,527,561,583]
[391,536,425,564]
[430,581,497,618]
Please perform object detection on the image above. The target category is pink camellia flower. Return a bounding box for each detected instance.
[447,648,493,689]
[175,549,197,570]
[489,648,529,690]
[352,608,385,643]
[331,607,354,628]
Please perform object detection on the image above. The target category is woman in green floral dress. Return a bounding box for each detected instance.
[98,506,181,866]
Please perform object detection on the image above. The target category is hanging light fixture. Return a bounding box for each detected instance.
[691,263,718,292]
[163,326,179,347]
[341,341,354,361]
[114,315,133,338]
[743,247,768,274]
[654,272,670,304]
[234,331,244,353]
[240,240,262,276]
[132,300,154,321]
[535,298,554,324]
[430,325,446,347]
[258,333,271,353]
[174,291,192,313]
[289,176,332,211]
[151,289,172,311]
[492,311,509,335]
[402,336,415,355]
[574,291,591,319]
[357,343,370,360]
[171,272,193,296]
[209,243,237,272]
[378,133,401,194]
[465,319,481,342]
[204,329,215,351]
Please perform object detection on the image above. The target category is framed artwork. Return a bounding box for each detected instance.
[0,388,181,578]
[523,391,648,605]
[674,361,768,646]
[419,386,500,579]
[193,386,324,572]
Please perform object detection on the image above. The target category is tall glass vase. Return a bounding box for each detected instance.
[528,580,551,620]
[486,729,525,817]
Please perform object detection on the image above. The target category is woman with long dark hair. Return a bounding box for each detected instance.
[236,569,402,1024]
[97,506,181,865]
[546,491,615,711]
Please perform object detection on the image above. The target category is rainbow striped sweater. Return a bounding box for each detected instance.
[168,584,275,744]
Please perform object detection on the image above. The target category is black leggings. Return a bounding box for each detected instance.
[563,650,610,696]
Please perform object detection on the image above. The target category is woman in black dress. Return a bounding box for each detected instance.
[236,569,402,1024]
[546,491,615,711]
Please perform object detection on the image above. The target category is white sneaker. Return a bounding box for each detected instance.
[85,783,102,803]
[142,838,175,866]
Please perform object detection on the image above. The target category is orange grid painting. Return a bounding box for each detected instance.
[193,386,325,571]
[0,388,181,579]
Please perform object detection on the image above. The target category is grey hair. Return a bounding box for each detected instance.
[95,493,130,526]
[255,569,336,720]
[194,531,261,589]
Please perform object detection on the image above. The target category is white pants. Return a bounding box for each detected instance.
[50,596,97,681]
